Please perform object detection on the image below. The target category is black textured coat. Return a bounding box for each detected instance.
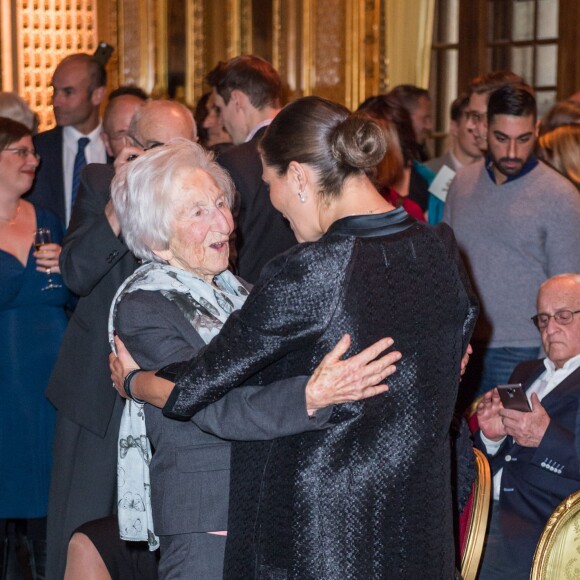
[164,208,479,579]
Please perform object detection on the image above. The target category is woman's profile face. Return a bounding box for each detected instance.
[162,167,234,283]
[262,161,321,244]
[0,135,39,195]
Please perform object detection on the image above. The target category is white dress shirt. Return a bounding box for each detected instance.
[244,119,272,143]
[62,124,107,224]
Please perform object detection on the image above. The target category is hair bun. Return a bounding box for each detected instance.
[330,114,386,170]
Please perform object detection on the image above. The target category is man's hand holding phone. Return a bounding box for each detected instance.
[499,392,551,448]
[477,388,507,441]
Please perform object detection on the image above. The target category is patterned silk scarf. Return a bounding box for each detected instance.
[108,261,249,549]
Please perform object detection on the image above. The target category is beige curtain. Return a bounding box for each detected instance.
[385,0,435,89]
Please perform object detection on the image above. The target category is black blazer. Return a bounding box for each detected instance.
[476,360,580,571]
[46,163,139,437]
[217,127,297,284]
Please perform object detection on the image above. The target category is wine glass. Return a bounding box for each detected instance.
[35,227,62,291]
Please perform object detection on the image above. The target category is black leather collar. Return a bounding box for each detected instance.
[325,207,417,238]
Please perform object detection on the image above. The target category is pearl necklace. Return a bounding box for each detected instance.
[0,201,21,226]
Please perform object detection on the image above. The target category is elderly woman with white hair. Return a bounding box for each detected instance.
[64,138,399,580]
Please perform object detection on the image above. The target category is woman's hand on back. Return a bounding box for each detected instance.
[305,334,401,415]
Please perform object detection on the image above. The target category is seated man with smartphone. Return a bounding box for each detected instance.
[475,273,580,580]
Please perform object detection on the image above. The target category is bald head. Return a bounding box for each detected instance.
[51,53,107,133]
[536,274,580,368]
[102,94,146,158]
[129,100,197,149]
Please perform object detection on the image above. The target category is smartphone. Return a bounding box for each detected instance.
[497,384,531,412]
[93,42,114,66]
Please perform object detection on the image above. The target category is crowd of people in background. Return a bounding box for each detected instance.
[0,48,579,580]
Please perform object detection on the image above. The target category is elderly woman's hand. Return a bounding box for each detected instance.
[114,145,143,173]
[305,334,401,415]
[110,336,140,399]
[34,242,62,275]
[110,336,175,407]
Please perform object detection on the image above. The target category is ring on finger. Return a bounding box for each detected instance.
[46,267,51,275]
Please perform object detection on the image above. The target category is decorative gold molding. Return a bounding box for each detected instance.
[185,0,205,105]
[272,0,280,71]
[460,448,491,580]
[153,0,168,97]
[530,489,580,579]
[226,0,252,58]
[13,0,97,130]
[1,0,15,90]
[118,0,154,92]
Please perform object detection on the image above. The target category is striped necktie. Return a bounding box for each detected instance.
[71,137,90,208]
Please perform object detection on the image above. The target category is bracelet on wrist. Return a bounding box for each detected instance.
[123,368,146,404]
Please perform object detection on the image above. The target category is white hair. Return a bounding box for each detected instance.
[0,92,37,132]
[111,139,235,263]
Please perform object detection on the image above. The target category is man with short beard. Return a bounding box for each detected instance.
[444,84,580,409]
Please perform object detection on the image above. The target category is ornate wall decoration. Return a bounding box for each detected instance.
[2,0,97,130]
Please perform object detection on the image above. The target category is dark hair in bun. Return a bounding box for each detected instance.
[260,96,386,199]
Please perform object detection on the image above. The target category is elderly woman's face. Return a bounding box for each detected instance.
[160,167,234,283]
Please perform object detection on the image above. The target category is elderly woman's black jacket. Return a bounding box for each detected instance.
[163,208,479,580]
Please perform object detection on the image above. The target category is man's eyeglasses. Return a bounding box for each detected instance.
[127,134,164,151]
[464,110,487,124]
[531,310,580,330]
[4,147,40,160]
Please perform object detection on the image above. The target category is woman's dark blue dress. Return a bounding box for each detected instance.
[0,205,70,518]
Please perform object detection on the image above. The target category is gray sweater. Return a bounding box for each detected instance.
[443,159,580,348]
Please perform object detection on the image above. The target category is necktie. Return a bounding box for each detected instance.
[71,137,90,209]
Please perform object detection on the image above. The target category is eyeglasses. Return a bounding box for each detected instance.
[4,147,40,160]
[531,310,580,330]
[127,134,164,151]
[464,110,487,124]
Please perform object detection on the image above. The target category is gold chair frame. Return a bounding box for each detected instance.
[530,489,580,580]
[461,447,492,580]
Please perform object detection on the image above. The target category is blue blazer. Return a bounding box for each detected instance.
[476,359,580,570]
[25,127,65,223]
[25,127,113,224]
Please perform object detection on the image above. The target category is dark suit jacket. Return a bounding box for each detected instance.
[25,127,65,223]
[217,127,297,284]
[25,127,112,225]
[117,289,332,537]
[476,360,580,571]
[46,163,139,437]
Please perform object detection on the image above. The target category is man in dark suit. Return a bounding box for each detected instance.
[25,53,108,225]
[476,273,580,579]
[207,55,296,283]
[44,98,196,580]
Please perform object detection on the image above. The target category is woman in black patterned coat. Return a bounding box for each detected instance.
[113,96,478,579]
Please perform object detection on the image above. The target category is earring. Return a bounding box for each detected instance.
[298,189,306,204]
